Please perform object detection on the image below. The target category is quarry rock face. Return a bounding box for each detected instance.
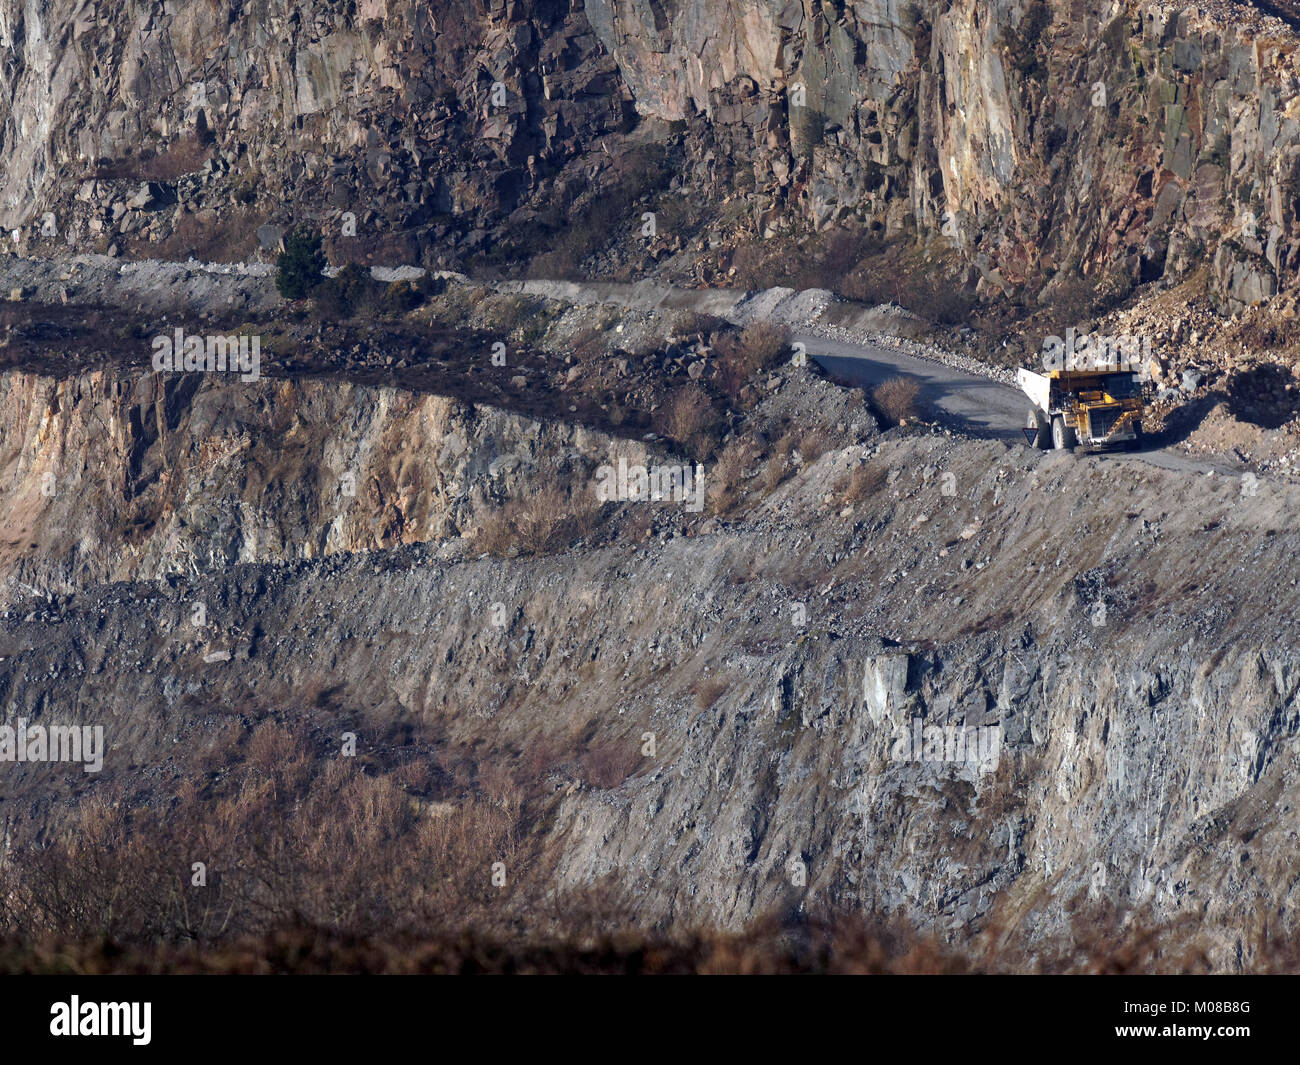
[3,410,1299,969]
[587,0,1300,308]
[3,0,1300,307]
[4,0,1300,973]
[0,365,655,600]
[0,0,631,262]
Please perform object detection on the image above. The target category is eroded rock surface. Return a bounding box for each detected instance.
[4,1,1300,308]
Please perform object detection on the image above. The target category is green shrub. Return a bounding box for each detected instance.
[275,226,327,301]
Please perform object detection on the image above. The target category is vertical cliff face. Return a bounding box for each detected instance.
[2,422,1298,969]
[0,0,630,255]
[0,365,654,601]
[3,0,1299,307]
[584,0,1300,308]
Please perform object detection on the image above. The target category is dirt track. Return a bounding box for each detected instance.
[0,255,1255,482]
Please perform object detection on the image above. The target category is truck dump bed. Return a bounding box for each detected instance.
[1017,368,1051,412]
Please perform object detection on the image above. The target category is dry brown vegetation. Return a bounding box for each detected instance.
[676,311,729,337]
[727,228,979,328]
[3,901,1294,973]
[0,721,524,946]
[797,428,832,465]
[509,143,678,280]
[871,376,921,425]
[704,423,835,518]
[708,436,759,515]
[141,204,265,262]
[90,133,213,182]
[715,321,792,404]
[836,463,889,506]
[579,738,645,790]
[762,434,797,492]
[0,916,971,974]
[654,383,720,456]
[474,477,600,558]
[691,675,731,709]
[2,711,1295,973]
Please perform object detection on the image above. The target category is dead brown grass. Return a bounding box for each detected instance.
[0,729,522,945]
[836,463,888,506]
[0,914,972,974]
[871,376,920,425]
[654,383,719,456]
[715,322,792,403]
[708,436,759,515]
[474,478,600,558]
[580,738,644,790]
[797,428,832,464]
[761,433,798,493]
[90,134,213,182]
[691,675,731,709]
[147,204,265,262]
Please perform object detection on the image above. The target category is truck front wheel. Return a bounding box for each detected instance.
[1051,416,1075,450]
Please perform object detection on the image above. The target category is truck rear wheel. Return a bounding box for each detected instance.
[1051,416,1075,450]
[1027,409,1050,449]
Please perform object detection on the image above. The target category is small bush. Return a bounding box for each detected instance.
[837,464,889,505]
[715,356,752,402]
[872,376,920,425]
[761,455,789,493]
[714,322,792,402]
[841,266,975,325]
[313,262,378,318]
[655,384,720,456]
[737,321,792,371]
[475,479,598,558]
[276,227,327,301]
[755,430,803,495]
[382,279,427,316]
[677,311,729,338]
[526,247,581,280]
[798,428,833,464]
[709,436,758,515]
[580,739,643,790]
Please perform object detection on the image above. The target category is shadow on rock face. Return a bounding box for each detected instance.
[1146,390,1224,449]
[1225,363,1300,430]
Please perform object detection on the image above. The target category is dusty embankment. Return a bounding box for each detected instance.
[2,400,1298,969]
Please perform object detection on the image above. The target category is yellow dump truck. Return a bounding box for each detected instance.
[1018,367,1144,451]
